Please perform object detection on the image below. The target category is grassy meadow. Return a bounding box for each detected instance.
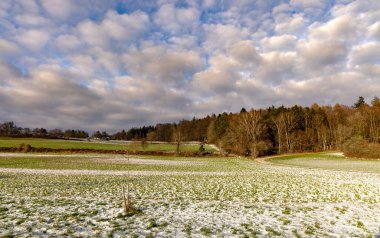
[269,152,380,173]
[0,150,380,237]
[0,137,215,153]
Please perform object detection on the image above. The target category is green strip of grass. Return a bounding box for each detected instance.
[0,155,250,172]
[0,138,215,152]
[269,152,380,173]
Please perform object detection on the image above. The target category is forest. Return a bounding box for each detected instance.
[1,96,379,158]
[114,96,380,158]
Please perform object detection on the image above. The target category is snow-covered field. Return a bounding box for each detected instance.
[1,153,380,237]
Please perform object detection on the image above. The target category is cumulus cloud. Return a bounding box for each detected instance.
[154,3,200,34]
[290,0,327,15]
[274,13,307,35]
[54,35,82,52]
[77,10,149,49]
[258,51,296,84]
[229,41,261,64]
[203,24,249,52]
[261,35,297,52]
[272,3,292,16]
[308,14,364,43]
[123,45,203,85]
[349,42,380,66]
[0,0,379,130]
[0,60,20,82]
[368,21,380,40]
[297,40,347,71]
[14,14,51,27]
[0,39,19,56]
[202,0,216,9]
[192,67,237,95]
[16,29,50,51]
[41,0,75,20]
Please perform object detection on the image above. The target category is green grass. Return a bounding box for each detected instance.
[0,152,380,237]
[269,152,380,173]
[0,155,251,172]
[0,138,215,152]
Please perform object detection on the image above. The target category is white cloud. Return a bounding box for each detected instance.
[308,14,364,43]
[77,20,107,48]
[0,39,19,55]
[67,54,96,79]
[16,29,50,51]
[154,3,199,34]
[190,46,259,97]
[54,34,82,52]
[261,34,297,52]
[92,48,121,75]
[229,40,261,64]
[202,0,216,9]
[369,21,380,40]
[77,10,149,49]
[1,0,380,130]
[103,10,149,41]
[0,2,9,18]
[14,0,40,14]
[123,45,203,85]
[203,24,249,52]
[275,14,307,35]
[169,35,198,49]
[278,71,380,106]
[272,3,292,16]
[257,51,296,84]
[0,60,19,82]
[290,0,327,9]
[297,39,347,71]
[14,14,51,27]
[290,0,327,15]
[350,42,380,66]
[41,0,75,20]
[191,68,238,95]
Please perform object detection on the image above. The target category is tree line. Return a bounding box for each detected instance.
[0,122,88,139]
[1,96,379,158]
[110,96,380,158]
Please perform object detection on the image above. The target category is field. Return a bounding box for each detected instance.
[269,152,380,173]
[0,138,215,153]
[1,152,380,237]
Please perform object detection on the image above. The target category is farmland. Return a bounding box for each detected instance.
[1,152,380,237]
[0,138,215,153]
[269,152,380,173]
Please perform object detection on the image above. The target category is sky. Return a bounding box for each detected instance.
[0,0,380,132]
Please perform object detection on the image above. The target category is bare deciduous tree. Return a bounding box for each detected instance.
[224,110,267,157]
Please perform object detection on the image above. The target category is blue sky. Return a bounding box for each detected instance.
[0,0,380,131]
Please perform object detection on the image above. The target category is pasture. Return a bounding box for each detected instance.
[269,152,380,173]
[0,138,215,153]
[0,152,380,237]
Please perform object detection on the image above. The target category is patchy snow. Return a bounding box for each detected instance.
[327,152,345,156]
[0,168,239,176]
[0,153,205,166]
[1,154,380,237]
[94,157,206,166]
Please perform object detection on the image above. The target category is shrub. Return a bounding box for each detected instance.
[18,143,33,153]
[343,137,380,159]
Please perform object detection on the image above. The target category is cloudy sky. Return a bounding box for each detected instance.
[0,0,379,131]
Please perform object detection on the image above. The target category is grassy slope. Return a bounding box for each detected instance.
[0,138,215,152]
[1,150,380,173]
[269,152,380,173]
[0,155,247,172]
[1,153,380,237]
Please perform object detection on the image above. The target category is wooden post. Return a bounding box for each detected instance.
[122,186,128,213]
